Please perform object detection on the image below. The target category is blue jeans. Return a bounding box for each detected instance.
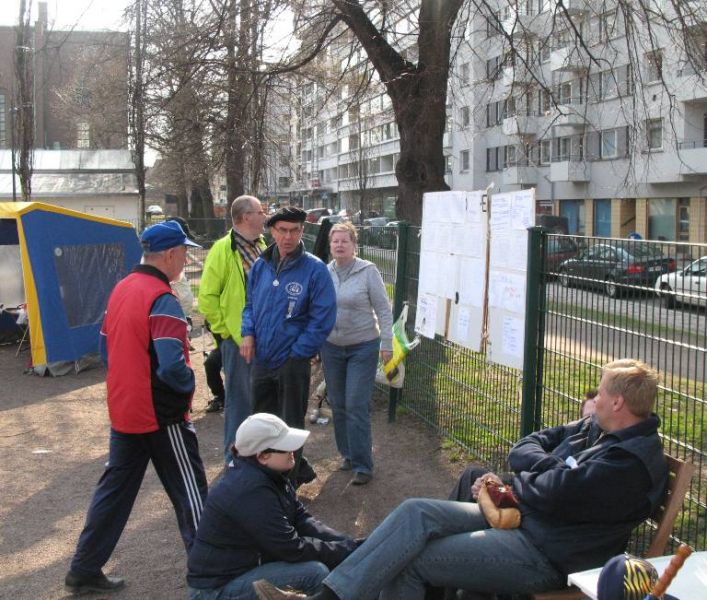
[187,560,329,600]
[320,339,379,475]
[221,338,253,464]
[323,498,564,600]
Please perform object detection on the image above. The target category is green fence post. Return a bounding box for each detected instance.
[388,221,409,423]
[521,226,545,437]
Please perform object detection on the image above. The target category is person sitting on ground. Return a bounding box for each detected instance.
[187,413,360,600]
[253,358,668,600]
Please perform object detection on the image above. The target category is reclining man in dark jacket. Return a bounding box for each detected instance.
[253,358,668,600]
[187,413,358,600]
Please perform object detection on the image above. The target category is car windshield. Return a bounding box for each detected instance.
[625,244,665,258]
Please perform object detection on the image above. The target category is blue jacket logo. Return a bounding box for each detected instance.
[286,282,303,296]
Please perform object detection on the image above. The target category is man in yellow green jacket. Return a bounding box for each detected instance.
[198,195,267,463]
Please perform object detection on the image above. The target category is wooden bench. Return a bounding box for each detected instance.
[531,454,694,600]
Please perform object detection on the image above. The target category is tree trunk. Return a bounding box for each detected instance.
[332,0,463,224]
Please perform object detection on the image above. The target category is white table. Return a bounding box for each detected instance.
[567,551,707,599]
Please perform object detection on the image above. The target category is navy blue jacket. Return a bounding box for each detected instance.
[187,457,357,589]
[511,415,667,575]
[242,242,336,370]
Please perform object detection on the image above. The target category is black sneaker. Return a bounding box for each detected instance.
[205,397,224,413]
[65,570,125,595]
[351,472,372,485]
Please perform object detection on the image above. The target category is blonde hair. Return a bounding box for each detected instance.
[601,359,658,417]
[329,222,358,244]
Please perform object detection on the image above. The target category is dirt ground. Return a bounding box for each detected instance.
[0,331,466,599]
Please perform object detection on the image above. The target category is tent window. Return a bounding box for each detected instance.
[53,243,126,328]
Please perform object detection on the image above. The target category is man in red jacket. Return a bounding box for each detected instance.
[64,220,208,595]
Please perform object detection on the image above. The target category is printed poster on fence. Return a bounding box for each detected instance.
[486,188,534,370]
[415,190,486,351]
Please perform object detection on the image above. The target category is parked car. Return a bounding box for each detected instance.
[305,207,331,223]
[544,237,578,276]
[317,214,347,225]
[360,217,390,246]
[655,256,707,308]
[558,242,676,298]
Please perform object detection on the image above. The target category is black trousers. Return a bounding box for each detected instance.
[252,356,311,481]
[203,331,224,400]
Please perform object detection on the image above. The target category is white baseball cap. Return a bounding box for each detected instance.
[235,413,310,456]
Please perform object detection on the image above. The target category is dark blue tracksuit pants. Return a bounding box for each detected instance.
[70,422,208,577]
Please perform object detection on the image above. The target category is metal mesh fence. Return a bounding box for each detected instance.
[176,220,705,551]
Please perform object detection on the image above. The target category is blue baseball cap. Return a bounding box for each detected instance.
[140,220,201,252]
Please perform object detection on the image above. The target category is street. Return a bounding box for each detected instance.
[545,280,707,381]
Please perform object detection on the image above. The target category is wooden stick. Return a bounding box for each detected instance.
[648,544,693,599]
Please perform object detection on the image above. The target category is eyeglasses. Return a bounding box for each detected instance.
[272,226,303,237]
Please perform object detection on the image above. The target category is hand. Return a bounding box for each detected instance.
[240,336,255,363]
[380,350,393,365]
[471,472,503,501]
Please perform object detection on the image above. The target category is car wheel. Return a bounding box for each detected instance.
[659,284,675,309]
[559,269,571,288]
[605,276,619,298]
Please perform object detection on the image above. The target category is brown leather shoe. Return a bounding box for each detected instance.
[252,579,307,599]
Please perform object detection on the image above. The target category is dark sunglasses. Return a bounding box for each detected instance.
[264,448,291,454]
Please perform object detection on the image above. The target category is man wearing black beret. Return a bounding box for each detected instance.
[240,206,336,485]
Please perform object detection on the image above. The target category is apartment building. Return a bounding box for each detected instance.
[0,2,128,152]
[286,2,707,243]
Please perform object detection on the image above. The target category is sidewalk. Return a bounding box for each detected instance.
[0,333,464,599]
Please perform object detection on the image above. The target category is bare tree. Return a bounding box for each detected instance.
[14,0,34,201]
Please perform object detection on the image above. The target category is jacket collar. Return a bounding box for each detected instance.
[133,263,170,286]
[235,455,291,489]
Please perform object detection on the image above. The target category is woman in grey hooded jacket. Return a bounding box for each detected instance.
[320,223,393,485]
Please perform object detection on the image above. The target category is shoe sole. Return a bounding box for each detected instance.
[65,582,125,596]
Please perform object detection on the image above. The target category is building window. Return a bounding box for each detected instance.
[540,140,551,164]
[646,50,663,82]
[648,198,676,240]
[76,122,90,148]
[647,118,663,150]
[460,106,471,128]
[600,129,618,159]
[598,10,617,43]
[445,155,452,173]
[678,198,690,242]
[278,176,290,188]
[460,150,470,172]
[600,70,618,99]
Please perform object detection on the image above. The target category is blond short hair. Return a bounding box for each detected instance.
[329,222,358,244]
[601,359,658,418]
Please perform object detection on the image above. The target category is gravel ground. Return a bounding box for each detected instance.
[0,332,464,599]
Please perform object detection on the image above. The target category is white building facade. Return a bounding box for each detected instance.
[285,1,707,242]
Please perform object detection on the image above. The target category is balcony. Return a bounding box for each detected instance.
[550,104,588,134]
[550,46,589,73]
[674,72,707,103]
[502,165,538,187]
[550,159,590,182]
[502,115,539,136]
[501,64,535,88]
[563,0,591,16]
[678,141,707,177]
[500,9,550,38]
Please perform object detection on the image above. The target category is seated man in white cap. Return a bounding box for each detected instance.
[186,414,360,600]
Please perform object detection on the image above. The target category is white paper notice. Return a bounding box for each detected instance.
[446,191,467,223]
[491,193,511,228]
[415,293,438,339]
[489,270,526,314]
[490,231,510,269]
[466,191,483,224]
[459,258,485,307]
[502,315,524,358]
[509,232,528,271]
[440,255,458,300]
[511,190,534,230]
[459,223,484,258]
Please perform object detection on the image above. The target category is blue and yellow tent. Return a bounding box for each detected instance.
[0,202,141,369]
